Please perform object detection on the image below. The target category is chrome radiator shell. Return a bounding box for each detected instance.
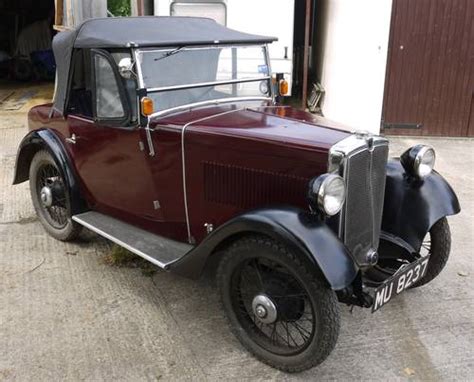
[329,134,389,266]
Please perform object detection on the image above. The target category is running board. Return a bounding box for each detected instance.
[72,211,192,269]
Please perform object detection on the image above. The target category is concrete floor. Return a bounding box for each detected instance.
[0,83,473,381]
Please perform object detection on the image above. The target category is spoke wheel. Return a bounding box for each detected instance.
[217,236,340,372]
[36,163,68,229]
[371,218,451,288]
[231,257,315,355]
[29,150,82,241]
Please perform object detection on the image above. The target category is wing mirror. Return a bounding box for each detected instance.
[118,57,135,79]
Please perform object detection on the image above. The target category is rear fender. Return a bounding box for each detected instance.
[170,207,358,290]
[382,160,460,252]
[13,129,86,214]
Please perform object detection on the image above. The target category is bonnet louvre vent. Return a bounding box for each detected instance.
[203,161,309,208]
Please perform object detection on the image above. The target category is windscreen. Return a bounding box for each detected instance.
[138,45,271,112]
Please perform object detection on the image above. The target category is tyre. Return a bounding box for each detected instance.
[411,217,451,288]
[216,235,340,373]
[371,217,451,288]
[13,58,33,81]
[29,150,82,241]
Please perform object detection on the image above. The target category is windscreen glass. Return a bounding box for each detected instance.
[138,45,271,112]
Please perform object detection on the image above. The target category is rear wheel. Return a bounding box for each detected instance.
[217,236,340,372]
[29,150,81,241]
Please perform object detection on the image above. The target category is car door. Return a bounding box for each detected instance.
[65,48,160,220]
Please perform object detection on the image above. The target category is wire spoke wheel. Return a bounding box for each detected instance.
[420,238,431,256]
[376,233,431,278]
[217,236,340,372]
[36,163,69,229]
[29,150,81,241]
[231,257,316,355]
[371,218,450,288]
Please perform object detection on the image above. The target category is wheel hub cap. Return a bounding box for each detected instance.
[40,186,53,207]
[252,294,277,324]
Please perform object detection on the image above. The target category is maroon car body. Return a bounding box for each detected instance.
[27,101,350,243]
[13,17,460,372]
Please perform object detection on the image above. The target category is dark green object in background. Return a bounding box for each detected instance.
[107,0,131,17]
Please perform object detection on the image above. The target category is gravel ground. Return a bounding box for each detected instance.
[0,84,473,381]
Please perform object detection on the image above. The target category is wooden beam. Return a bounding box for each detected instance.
[53,24,72,31]
[301,0,311,110]
[137,0,144,16]
[54,0,64,29]
[65,0,73,27]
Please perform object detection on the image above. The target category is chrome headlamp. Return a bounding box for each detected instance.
[400,145,436,179]
[308,174,346,216]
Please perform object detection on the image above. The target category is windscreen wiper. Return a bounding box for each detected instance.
[154,46,184,62]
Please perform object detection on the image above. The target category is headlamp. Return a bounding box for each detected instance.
[400,145,436,179]
[308,174,346,216]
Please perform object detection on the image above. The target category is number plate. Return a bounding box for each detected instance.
[372,256,430,312]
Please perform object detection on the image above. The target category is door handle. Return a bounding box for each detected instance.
[65,133,77,145]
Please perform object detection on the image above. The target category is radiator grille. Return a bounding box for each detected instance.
[340,143,388,264]
[203,161,309,208]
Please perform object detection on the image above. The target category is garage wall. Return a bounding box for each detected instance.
[316,0,393,133]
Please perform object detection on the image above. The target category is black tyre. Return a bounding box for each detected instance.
[372,217,451,288]
[411,217,451,288]
[217,235,340,373]
[13,58,33,81]
[29,150,82,241]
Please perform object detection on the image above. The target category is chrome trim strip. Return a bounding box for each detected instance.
[145,124,155,156]
[255,105,291,109]
[264,43,275,103]
[329,134,389,158]
[68,114,94,123]
[133,48,144,88]
[133,48,155,156]
[72,215,175,269]
[149,97,270,119]
[138,43,267,54]
[147,76,271,93]
[368,146,376,246]
[181,108,243,243]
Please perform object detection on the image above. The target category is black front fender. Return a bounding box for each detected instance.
[170,207,358,290]
[13,129,86,214]
[382,160,460,252]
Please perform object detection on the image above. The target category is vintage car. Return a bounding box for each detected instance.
[13,17,460,372]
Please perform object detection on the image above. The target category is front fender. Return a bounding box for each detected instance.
[382,160,460,252]
[13,129,86,214]
[170,207,358,290]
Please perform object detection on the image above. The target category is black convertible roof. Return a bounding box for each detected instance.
[52,16,276,114]
[68,16,276,48]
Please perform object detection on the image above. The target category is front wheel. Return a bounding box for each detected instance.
[411,217,451,288]
[29,150,82,241]
[373,217,451,288]
[217,236,340,373]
